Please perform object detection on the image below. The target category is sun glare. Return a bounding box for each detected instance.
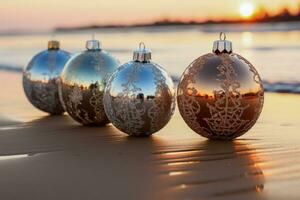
[239,2,255,18]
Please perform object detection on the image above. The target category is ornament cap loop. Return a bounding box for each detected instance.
[48,40,60,50]
[86,35,101,50]
[133,42,151,62]
[213,32,232,54]
[220,32,226,40]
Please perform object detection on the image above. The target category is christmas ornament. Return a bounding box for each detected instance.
[59,38,120,125]
[23,40,71,114]
[177,33,264,140]
[104,42,175,136]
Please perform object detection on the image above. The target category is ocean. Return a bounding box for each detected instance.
[1,22,300,93]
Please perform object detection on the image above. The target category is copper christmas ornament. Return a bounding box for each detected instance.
[177,33,264,140]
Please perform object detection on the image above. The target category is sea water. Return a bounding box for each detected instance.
[1,22,300,93]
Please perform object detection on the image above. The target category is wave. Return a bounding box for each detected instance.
[263,81,300,93]
[0,64,23,73]
[0,64,299,94]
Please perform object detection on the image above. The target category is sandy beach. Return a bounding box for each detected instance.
[0,70,300,199]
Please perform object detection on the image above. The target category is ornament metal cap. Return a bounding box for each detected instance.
[86,35,101,50]
[48,40,60,50]
[133,42,151,63]
[212,32,233,54]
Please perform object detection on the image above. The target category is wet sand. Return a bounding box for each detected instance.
[0,71,300,200]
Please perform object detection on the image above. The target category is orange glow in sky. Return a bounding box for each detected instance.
[0,0,299,31]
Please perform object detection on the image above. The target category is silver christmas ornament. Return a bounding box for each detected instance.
[23,40,71,114]
[104,42,176,136]
[177,33,264,140]
[59,38,120,125]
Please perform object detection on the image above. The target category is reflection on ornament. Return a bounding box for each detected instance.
[177,32,264,140]
[59,38,120,125]
[23,40,71,114]
[104,42,175,136]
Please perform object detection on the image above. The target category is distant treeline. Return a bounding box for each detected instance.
[56,5,300,31]
[250,5,300,23]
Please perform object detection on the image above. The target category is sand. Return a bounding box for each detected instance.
[0,71,300,200]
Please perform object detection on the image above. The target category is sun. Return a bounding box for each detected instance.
[239,2,255,18]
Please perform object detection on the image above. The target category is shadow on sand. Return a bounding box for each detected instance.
[0,115,265,200]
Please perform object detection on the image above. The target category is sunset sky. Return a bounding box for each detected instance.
[0,0,299,32]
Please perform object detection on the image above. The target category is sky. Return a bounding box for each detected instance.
[0,0,299,32]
